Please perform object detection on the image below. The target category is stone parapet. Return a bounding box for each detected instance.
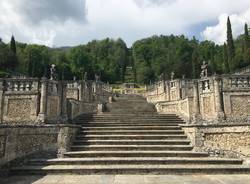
[0,124,80,167]
[182,123,250,159]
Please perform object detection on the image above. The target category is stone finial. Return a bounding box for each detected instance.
[171,71,175,80]
[200,61,208,78]
[182,75,185,79]
[73,76,76,81]
[50,64,56,80]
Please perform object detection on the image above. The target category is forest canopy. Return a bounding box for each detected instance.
[0,18,249,84]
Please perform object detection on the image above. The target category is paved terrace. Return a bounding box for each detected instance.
[1,174,250,184]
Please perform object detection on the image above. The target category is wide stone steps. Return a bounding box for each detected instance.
[79,123,184,127]
[63,151,209,158]
[11,165,250,175]
[76,135,188,140]
[81,126,182,130]
[10,94,250,175]
[78,130,185,135]
[70,145,193,151]
[72,140,191,145]
[26,157,243,165]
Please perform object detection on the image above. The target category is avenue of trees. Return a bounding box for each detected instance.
[0,17,250,84]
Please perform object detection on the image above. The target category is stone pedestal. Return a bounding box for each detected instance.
[192,80,202,124]
[37,77,48,123]
[213,77,225,121]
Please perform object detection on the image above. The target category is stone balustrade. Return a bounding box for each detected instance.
[145,74,250,124]
[0,77,113,125]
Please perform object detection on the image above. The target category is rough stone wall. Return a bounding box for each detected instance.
[182,124,250,158]
[47,96,60,119]
[0,125,79,167]
[3,94,39,124]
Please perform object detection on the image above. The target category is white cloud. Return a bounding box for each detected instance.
[202,8,250,44]
[1,0,250,47]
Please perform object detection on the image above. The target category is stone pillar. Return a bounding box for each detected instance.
[78,81,83,101]
[192,80,201,124]
[61,82,68,121]
[176,80,181,100]
[38,77,48,123]
[97,103,104,114]
[0,79,4,123]
[213,77,225,121]
[165,81,170,101]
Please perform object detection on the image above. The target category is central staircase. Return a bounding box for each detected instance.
[11,95,250,174]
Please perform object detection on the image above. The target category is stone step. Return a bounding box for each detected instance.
[70,145,193,151]
[78,130,185,135]
[11,164,250,175]
[81,126,182,130]
[79,123,184,127]
[63,151,208,158]
[72,140,191,145]
[26,157,243,166]
[82,114,178,117]
[76,135,188,140]
[77,118,184,121]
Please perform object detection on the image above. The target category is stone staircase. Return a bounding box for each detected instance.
[10,95,250,174]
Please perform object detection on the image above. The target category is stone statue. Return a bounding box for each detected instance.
[73,76,77,81]
[95,74,100,82]
[84,72,88,81]
[200,61,208,78]
[171,71,175,80]
[50,64,56,80]
[159,73,164,81]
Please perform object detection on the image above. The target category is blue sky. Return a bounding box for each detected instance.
[0,0,250,47]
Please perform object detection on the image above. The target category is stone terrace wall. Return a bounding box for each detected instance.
[145,75,250,124]
[0,124,79,167]
[0,78,113,124]
[182,124,250,159]
[145,74,250,159]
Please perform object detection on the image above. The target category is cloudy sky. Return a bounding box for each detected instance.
[0,0,250,47]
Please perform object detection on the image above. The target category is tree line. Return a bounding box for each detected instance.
[0,17,249,84]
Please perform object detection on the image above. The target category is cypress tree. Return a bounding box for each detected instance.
[244,23,250,50]
[223,43,230,73]
[227,17,235,60]
[10,35,16,54]
[244,23,250,65]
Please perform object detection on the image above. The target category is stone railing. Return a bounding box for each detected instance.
[0,78,113,124]
[145,74,250,124]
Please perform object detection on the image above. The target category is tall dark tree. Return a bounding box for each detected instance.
[243,23,250,65]
[10,36,16,54]
[227,17,235,61]
[8,35,18,71]
[244,23,250,50]
[223,43,230,73]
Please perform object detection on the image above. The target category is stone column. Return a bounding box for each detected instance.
[165,81,170,101]
[213,77,225,121]
[38,77,48,123]
[176,80,181,100]
[0,79,4,123]
[192,80,201,124]
[61,81,68,121]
